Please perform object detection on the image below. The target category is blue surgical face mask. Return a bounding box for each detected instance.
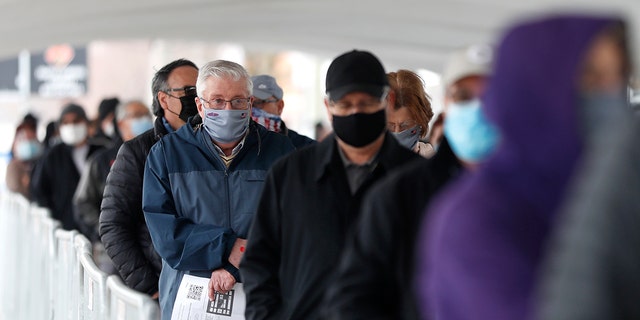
[129,116,154,137]
[391,125,421,150]
[15,140,43,160]
[202,107,250,143]
[444,99,499,162]
[251,107,283,133]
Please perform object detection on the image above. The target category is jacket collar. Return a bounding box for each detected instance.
[313,131,408,182]
[153,116,169,141]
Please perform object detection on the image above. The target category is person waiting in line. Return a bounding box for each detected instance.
[100,59,199,297]
[241,50,421,320]
[416,15,632,320]
[386,69,435,158]
[324,44,494,319]
[6,121,43,200]
[250,74,315,149]
[42,120,60,151]
[533,19,636,320]
[90,97,121,148]
[142,60,295,319]
[31,103,104,231]
[73,100,152,274]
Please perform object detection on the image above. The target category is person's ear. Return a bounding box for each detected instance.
[277,99,285,115]
[324,97,333,124]
[158,91,169,110]
[196,97,205,118]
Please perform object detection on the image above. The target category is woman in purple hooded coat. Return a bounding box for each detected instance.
[415,15,631,320]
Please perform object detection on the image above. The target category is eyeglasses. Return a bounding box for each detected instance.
[164,86,197,98]
[199,97,251,110]
[387,120,417,132]
[252,99,279,107]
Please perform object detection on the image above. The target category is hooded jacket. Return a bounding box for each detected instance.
[416,15,622,320]
[143,120,295,319]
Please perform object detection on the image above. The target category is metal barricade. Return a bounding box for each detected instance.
[106,275,160,320]
[80,252,108,320]
[53,229,79,320]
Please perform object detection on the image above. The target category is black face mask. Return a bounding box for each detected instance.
[332,109,386,147]
[178,95,198,122]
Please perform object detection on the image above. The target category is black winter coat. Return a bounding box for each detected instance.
[31,142,104,231]
[324,138,462,319]
[99,116,174,295]
[241,133,421,320]
[73,143,121,242]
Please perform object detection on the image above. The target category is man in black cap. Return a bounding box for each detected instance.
[251,74,315,149]
[31,103,104,230]
[241,50,421,319]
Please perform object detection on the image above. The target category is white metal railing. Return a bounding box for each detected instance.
[0,191,160,320]
[106,276,160,320]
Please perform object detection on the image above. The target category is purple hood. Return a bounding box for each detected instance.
[417,15,622,320]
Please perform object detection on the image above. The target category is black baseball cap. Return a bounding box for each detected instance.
[325,50,388,101]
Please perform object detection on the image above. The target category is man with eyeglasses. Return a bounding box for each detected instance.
[240,50,421,319]
[250,74,315,149]
[100,59,199,299]
[142,60,295,319]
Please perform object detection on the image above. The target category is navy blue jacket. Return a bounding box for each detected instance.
[143,121,294,319]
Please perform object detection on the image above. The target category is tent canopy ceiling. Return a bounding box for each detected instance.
[1,0,638,73]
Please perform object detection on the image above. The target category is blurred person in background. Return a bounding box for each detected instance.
[428,112,445,151]
[22,113,38,129]
[416,15,631,320]
[90,97,121,147]
[534,22,636,320]
[99,59,199,297]
[73,100,152,274]
[386,69,435,158]
[324,45,493,319]
[31,103,104,230]
[251,74,315,149]
[6,120,42,200]
[314,121,330,141]
[43,120,60,150]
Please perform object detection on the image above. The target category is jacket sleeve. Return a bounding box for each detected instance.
[73,155,102,242]
[142,141,238,271]
[323,183,400,319]
[30,154,52,209]
[100,142,159,295]
[240,168,283,320]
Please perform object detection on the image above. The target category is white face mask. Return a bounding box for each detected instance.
[59,123,88,146]
[103,122,115,137]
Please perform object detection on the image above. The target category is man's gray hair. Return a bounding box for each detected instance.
[196,60,253,97]
[115,100,150,122]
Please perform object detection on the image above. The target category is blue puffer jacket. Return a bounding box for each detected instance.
[143,120,295,319]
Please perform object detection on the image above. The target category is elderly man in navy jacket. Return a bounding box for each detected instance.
[143,60,295,319]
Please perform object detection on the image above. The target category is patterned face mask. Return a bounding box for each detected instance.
[251,107,283,133]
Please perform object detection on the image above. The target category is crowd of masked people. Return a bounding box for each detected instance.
[6,13,640,319]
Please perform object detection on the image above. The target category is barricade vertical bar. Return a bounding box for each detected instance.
[106,275,160,320]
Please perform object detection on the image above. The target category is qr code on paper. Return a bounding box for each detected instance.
[207,290,235,316]
[186,284,203,300]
